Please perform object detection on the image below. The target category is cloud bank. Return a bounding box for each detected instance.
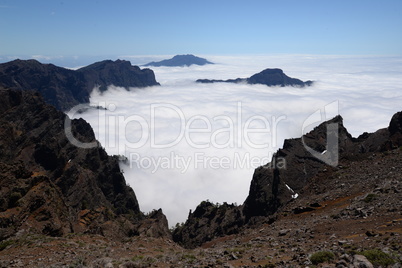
[72,55,402,226]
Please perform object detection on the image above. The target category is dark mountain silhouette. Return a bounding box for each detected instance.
[197,68,313,87]
[0,88,170,241]
[0,59,159,111]
[173,111,402,248]
[144,54,213,67]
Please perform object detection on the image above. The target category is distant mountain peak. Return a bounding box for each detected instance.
[197,68,313,87]
[144,54,214,67]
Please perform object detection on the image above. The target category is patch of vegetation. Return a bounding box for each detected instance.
[359,249,395,267]
[310,251,335,265]
[180,253,197,263]
[131,255,144,261]
[363,194,377,203]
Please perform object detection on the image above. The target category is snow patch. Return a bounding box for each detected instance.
[285,183,298,199]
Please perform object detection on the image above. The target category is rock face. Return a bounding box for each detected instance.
[144,54,213,67]
[174,111,402,248]
[196,68,313,87]
[0,59,159,111]
[0,88,169,241]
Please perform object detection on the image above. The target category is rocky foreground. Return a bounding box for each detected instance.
[0,146,400,267]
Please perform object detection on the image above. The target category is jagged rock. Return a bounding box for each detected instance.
[137,209,171,239]
[172,201,244,248]
[196,68,313,87]
[0,59,159,111]
[0,89,170,241]
[144,54,213,67]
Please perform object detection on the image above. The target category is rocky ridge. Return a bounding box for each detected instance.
[0,88,170,242]
[196,68,313,87]
[0,59,159,111]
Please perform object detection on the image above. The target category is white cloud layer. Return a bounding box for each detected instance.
[72,55,402,226]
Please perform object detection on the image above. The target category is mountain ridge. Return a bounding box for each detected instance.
[0,59,159,111]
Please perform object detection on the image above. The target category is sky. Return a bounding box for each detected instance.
[70,55,402,225]
[1,0,402,62]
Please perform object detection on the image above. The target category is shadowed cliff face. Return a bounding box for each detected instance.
[0,89,170,241]
[174,111,402,248]
[0,59,159,111]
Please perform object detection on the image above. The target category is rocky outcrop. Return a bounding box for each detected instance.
[197,68,313,87]
[0,59,159,111]
[172,201,244,249]
[137,209,171,238]
[0,88,169,241]
[144,54,213,67]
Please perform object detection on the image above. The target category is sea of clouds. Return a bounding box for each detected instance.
[69,54,402,226]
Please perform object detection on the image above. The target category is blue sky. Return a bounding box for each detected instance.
[1,0,402,59]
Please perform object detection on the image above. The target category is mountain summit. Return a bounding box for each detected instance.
[144,54,213,67]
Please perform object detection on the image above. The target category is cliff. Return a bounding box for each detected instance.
[0,59,159,111]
